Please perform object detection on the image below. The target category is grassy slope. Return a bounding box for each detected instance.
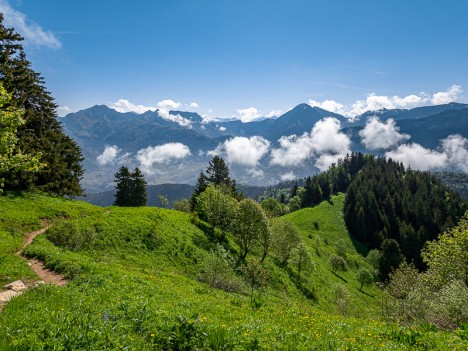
[283,194,379,313]
[0,193,466,350]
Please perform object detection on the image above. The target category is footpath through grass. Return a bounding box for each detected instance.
[0,192,466,350]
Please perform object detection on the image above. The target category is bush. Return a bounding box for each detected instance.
[46,221,96,252]
[200,245,244,293]
[328,254,347,273]
[333,283,350,315]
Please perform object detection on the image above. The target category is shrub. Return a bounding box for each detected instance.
[356,268,374,291]
[46,221,95,252]
[328,254,347,273]
[200,245,244,293]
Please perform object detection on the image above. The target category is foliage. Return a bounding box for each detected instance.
[196,185,238,241]
[344,156,467,271]
[356,268,374,291]
[333,283,350,315]
[45,220,96,252]
[0,17,84,196]
[232,199,269,261]
[379,239,404,281]
[240,259,269,304]
[270,219,301,266]
[0,83,43,192]
[421,213,468,288]
[173,199,191,213]
[261,197,284,218]
[200,245,244,293]
[328,254,347,273]
[290,242,315,284]
[0,193,466,349]
[114,166,147,206]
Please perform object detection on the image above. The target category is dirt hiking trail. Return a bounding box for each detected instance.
[0,222,68,311]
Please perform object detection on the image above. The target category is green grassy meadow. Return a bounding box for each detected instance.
[0,193,466,350]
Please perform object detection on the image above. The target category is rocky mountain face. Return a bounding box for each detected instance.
[60,102,468,192]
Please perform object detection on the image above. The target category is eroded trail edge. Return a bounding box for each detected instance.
[0,223,68,311]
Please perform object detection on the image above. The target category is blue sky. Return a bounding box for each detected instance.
[1,0,468,120]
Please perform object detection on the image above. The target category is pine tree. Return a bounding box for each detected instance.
[190,171,209,210]
[114,166,133,206]
[113,166,147,207]
[0,16,84,196]
[206,155,234,190]
[132,167,147,207]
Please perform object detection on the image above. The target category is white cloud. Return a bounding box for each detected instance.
[157,99,182,110]
[212,136,271,167]
[266,110,282,118]
[237,107,261,123]
[57,105,71,117]
[307,85,463,118]
[308,99,347,115]
[157,108,193,128]
[315,154,348,172]
[385,143,447,171]
[97,145,120,166]
[247,168,264,179]
[431,85,462,105]
[219,126,226,132]
[0,0,61,49]
[137,143,191,173]
[280,171,296,181]
[271,117,351,168]
[441,134,468,172]
[189,102,199,109]
[349,93,426,116]
[359,117,410,150]
[110,99,156,114]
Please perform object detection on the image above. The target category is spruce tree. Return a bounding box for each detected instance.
[0,16,83,196]
[206,155,234,189]
[132,167,147,207]
[114,166,133,206]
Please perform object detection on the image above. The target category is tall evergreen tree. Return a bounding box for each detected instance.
[206,155,234,190]
[132,167,147,207]
[113,166,147,207]
[114,166,133,206]
[0,16,84,196]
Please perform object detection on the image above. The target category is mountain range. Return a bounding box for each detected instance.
[60,102,468,192]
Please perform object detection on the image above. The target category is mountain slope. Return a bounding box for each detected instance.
[0,193,466,349]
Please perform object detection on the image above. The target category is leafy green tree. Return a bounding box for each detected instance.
[0,83,43,192]
[0,17,84,196]
[157,194,170,208]
[261,197,283,218]
[288,195,301,212]
[241,259,269,304]
[422,213,468,288]
[233,199,269,261]
[356,268,374,291]
[271,219,301,266]
[197,185,238,241]
[291,242,315,284]
[173,199,191,213]
[328,254,347,273]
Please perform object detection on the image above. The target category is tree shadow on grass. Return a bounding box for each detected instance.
[358,289,375,298]
[331,271,348,283]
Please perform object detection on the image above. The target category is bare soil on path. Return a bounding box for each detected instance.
[0,221,68,311]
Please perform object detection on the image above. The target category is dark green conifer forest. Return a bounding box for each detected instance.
[0,15,83,196]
